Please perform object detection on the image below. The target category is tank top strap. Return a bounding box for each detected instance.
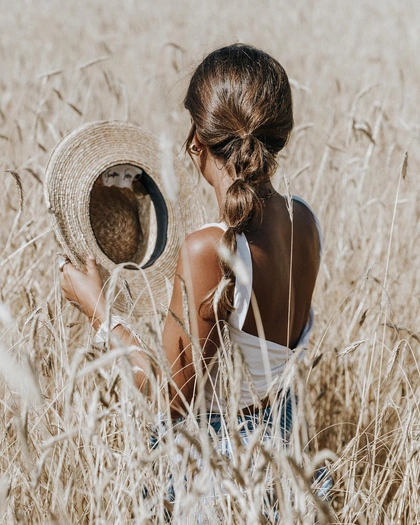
[199,222,253,330]
[229,232,252,330]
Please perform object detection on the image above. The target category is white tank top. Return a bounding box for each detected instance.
[202,195,322,413]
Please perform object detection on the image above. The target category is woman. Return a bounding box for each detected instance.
[60,44,321,435]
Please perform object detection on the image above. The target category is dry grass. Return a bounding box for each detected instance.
[0,0,419,523]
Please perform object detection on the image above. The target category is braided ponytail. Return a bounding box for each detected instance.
[184,44,293,317]
[215,135,275,316]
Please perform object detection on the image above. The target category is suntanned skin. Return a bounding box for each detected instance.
[61,135,320,414]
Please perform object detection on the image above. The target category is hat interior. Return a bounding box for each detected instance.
[89,163,168,269]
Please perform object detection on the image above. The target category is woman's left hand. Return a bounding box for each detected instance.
[60,255,106,327]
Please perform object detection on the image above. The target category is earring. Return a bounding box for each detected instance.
[189,143,203,156]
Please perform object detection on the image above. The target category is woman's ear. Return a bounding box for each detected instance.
[189,133,205,156]
[193,132,205,150]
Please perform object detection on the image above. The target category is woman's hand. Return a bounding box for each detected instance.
[60,256,106,328]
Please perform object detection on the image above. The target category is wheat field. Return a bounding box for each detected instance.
[0,0,419,523]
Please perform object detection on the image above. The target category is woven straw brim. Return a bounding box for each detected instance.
[45,120,205,316]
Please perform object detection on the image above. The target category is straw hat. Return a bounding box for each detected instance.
[45,120,205,316]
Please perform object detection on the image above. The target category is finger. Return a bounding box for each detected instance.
[62,262,79,278]
[86,255,100,275]
[61,265,82,304]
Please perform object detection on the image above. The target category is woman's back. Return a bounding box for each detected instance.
[243,195,321,349]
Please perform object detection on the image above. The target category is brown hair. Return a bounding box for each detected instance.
[184,44,293,317]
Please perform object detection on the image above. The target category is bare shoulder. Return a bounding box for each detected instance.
[292,196,322,257]
[292,197,321,230]
[180,226,224,261]
[292,196,318,219]
[174,226,225,323]
[176,226,224,283]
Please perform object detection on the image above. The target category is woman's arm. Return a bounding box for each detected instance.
[162,227,225,410]
[60,227,225,412]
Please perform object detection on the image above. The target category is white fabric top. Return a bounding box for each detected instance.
[202,195,322,413]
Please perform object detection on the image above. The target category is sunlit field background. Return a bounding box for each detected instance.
[0,0,419,523]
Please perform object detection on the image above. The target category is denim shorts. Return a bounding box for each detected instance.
[205,391,332,499]
[148,390,332,520]
[204,389,294,456]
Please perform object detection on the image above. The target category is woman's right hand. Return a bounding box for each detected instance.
[60,256,107,329]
